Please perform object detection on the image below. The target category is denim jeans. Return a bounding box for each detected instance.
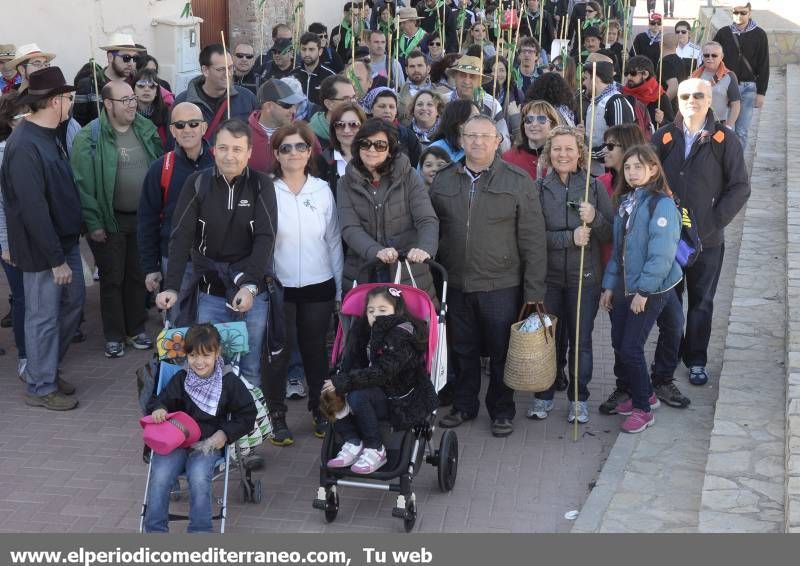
[735,81,757,150]
[144,447,222,533]
[537,284,599,402]
[87,213,147,342]
[447,286,520,421]
[1,257,25,358]
[651,288,685,385]
[610,289,669,412]
[677,244,725,367]
[196,291,268,387]
[22,245,85,396]
[264,298,334,414]
[334,387,388,449]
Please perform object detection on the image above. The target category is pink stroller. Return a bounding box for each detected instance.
[312,259,457,532]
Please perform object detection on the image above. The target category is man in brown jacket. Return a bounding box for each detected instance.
[430,115,547,438]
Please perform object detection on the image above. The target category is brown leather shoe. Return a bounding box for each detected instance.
[25,391,79,411]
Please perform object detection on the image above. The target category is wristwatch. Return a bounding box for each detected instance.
[243,284,258,296]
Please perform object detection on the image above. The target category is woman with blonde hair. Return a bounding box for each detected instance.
[526,126,613,425]
[501,100,562,181]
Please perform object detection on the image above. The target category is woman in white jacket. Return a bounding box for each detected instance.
[265,122,344,446]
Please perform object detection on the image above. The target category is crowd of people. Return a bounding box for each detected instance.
[0,1,767,517]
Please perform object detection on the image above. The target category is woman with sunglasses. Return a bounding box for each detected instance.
[337,119,439,298]
[425,32,446,65]
[265,122,344,445]
[502,100,562,181]
[134,68,173,147]
[526,126,613,425]
[316,103,367,200]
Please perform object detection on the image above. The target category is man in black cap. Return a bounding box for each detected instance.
[0,67,84,410]
[259,38,296,83]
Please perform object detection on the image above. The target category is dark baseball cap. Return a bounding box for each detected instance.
[272,38,294,54]
[257,79,305,106]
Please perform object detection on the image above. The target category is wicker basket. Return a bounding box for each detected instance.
[503,315,558,392]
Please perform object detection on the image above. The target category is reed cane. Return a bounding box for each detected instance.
[621,0,630,75]
[220,31,231,119]
[387,29,393,88]
[492,10,503,98]
[657,32,664,114]
[577,21,583,123]
[538,4,544,53]
[505,1,522,114]
[605,6,611,45]
[88,28,101,119]
[573,61,598,442]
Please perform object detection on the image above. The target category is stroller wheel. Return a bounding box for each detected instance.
[437,430,458,492]
[324,488,339,523]
[403,499,417,533]
[252,479,263,504]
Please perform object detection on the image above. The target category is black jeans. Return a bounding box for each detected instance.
[651,288,685,385]
[537,284,599,402]
[448,286,520,421]
[677,244,725,367]
[88,213,146,342]
[610,289,669,412]
[334,387,388,449]
[264,298,334,414]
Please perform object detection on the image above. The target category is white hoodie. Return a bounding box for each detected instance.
[273,175,344,300]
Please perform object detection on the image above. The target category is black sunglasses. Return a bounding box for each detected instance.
[625,69,643,76]
[429,41,442,47]
[357,139,389,152]
[733,10,750,16]
[334,120,361,130]
[603,142,620,151]
[235,53,255,59]
[171,119,205,129]
[679,92,707,101]
[114,53,138,63]
[278,142,311,154]
[275,101,295,109]
[676,29,689,34]
[703,53,720,58]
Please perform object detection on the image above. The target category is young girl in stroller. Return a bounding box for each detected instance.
[143,323,257,532]
[322,286,438,475]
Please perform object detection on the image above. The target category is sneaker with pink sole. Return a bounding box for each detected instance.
[615,393,660,416]
[350,446,387,474]
[621,409,655,433]
[327,441,363,468]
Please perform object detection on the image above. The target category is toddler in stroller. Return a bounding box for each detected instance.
[321,286,438,474]
[141,323,257,533]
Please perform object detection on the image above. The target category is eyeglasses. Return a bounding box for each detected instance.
[679,92,707,101]
[649,21,662,26]
[278,142,311,154]
[135,80,157,89]
[625,69,643,76]
[520,48,538,55]
[334,120,361,131]
[318,33,328,39]
[275,101,295,109]
[732,10,750,16]
[603,142,620,151]
[357,138,389,152]
[331,96,359,103]
[26,60,50,70]
[235,53,255,59]
[171,119,205,129]
[549,63,564,72]
[524,114,549,125]
[429,41,442,47]
[676,29,689,34]
[703,53,720,58]
[461,132,500,142]
[107,96,138,107]
[114,53,138,63]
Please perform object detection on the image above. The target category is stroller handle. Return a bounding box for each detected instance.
[356,255,448,286]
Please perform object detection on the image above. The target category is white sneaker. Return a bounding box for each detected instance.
[526,398,555,420]
[327,442,363,468]
[286,377,308,399]
[350,446,388,474]
[567,401,590,424]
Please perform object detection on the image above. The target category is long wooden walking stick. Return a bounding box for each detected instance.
[621,0,631,74]
[492,9,503,98]
[88,28,101,119]
[220,31,231,119]
[657,31,664,114]
[573,61,597,442]
[605,6,612,45]
[577,21,583,123]
[505,0,522,114]
[537,3,544,53]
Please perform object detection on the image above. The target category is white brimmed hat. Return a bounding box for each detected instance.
[7,43,55,69]
[99,33,146,52]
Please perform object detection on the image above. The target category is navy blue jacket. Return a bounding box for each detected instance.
[137,141,214,275]
[173,76,256,143]
[0,120,83,272]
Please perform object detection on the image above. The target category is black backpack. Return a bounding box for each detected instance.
[648,193,702,268]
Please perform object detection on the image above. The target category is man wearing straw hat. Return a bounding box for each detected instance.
[0,44,22,93]
[446,55,512,152]
[73,33,144,126]
[0,66,84,411]
[397,7,430,70]
[5,43,56,94]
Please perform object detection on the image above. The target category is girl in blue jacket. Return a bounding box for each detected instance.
[600,145,683,434]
